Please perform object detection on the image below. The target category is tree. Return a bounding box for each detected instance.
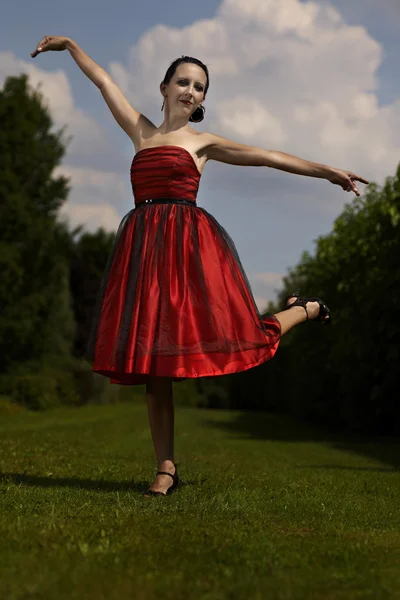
[0,74,75,373]
[210,165,400,435]
[69,228,116,358]
[267,165,400,434]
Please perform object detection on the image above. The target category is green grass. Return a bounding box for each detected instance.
[0,401,399,600]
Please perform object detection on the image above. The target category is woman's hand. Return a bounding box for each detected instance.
[328,168,369,197]
[31,36,69,58]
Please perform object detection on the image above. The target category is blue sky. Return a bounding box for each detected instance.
[2,0,399,308]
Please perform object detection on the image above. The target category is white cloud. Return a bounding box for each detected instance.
[3,0,400,258]
[0,51,128,232]
[215,97,287,144]
[54,165,130,232]
[0,51,108,157]
[59,201,121,234]
[55,165,127,200]
[250,271,284,307]
[252,272,284,286]
[327,0,400,25]
[253,296,270,313]
[109,0,400,190]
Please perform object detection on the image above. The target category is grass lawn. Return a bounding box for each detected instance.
[0,400,399,599]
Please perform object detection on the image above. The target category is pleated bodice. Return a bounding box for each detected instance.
[130,145,201,205]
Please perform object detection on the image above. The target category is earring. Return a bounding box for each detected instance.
[161,99,165,111]
[190,104,205,123]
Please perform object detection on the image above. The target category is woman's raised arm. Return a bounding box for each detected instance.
[202,133,369,196]
[31,36,154,146]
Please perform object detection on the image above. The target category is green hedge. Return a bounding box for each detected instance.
[12,374,60,411]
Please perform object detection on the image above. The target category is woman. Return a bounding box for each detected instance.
[31,37,368,497]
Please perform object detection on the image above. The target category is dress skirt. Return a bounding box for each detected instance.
[86,201,281,385]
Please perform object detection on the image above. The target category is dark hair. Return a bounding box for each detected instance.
[162,56,209,122]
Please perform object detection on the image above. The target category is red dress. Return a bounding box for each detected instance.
[86,145,281,385]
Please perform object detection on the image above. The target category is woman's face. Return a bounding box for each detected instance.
[162,63,207,118]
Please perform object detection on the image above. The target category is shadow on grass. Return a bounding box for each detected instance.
[0,472,144,493]
[0,472,200,493]
[295,465,398,473]
[200,411,400,470]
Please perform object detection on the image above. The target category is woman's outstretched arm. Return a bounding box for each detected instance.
[31,36,154,146]
[202,133,369,196]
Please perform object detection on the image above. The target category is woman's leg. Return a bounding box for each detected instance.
[145,376,176,493]
[143,300,322,492]
[273,299,325,336]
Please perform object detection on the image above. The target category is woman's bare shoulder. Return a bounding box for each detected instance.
[193,131,217,155]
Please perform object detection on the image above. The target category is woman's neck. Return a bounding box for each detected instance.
[158,113,190,134]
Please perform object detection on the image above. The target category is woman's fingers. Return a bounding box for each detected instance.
[31,37,49,58]
[345,172,369,196]
[347,179,359,196]
[351,173,369,185]
[342,177,360,196]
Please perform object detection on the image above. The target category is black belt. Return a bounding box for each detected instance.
[136,198,197,207]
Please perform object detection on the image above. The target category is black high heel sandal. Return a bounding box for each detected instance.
[144,464,179,497]
[284,290,332,325]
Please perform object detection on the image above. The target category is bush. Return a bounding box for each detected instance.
[43,356,120,406]
[174,379,210,408]
[92,374,120,405]
[0,374,14,396]
[52,370,80,406]
[6,356,107,408]
[265,167,400,435]
[0,395,24,415]
[12,374,60,410]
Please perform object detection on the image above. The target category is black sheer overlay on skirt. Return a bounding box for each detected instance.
[86,200,281,384]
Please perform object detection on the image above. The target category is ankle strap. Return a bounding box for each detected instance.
[157,471,175,479]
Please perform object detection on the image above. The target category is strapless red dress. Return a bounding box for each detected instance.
[86,145,281,385]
